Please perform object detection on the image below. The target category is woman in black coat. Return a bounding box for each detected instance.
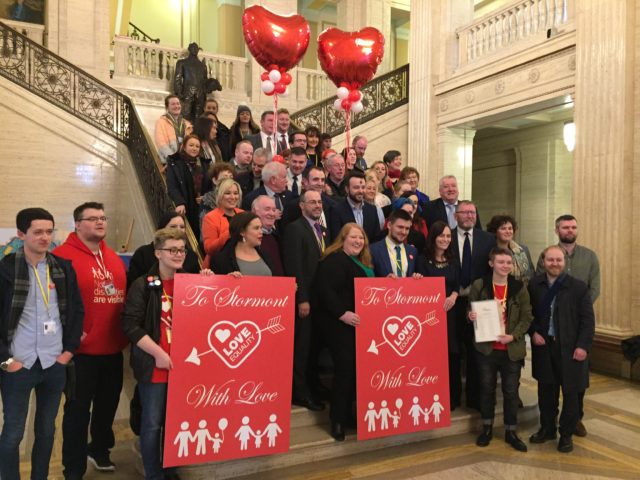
[313,223,374,441]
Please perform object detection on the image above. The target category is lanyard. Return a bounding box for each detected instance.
[32,264,51,312]
[94,249,110,279]
[387,244,404,276]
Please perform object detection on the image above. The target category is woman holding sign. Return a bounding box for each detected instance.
[467,247,533,452]
[314,223,374,441]
[419,221,461,409]
[122,228,213,480]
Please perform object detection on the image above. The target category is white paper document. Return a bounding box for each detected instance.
[470,300,502,343]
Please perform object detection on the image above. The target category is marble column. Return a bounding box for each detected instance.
[436,127,476,201]
[573,0,636,338]
[336,0,392,74]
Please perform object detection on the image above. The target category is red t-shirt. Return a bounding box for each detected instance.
[152,279,174,383]
[492,283,508,351]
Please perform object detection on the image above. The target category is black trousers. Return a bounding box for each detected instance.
[477,350,521,426]
[292,312,313,400]
[455,298,480,408]
[62,352,123,477]
[321,317,356,424]
[537,339,580,437]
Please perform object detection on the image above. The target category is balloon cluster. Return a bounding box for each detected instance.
[333,85,364,114]
[260,67,292,97]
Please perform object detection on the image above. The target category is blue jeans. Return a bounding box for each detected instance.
[0,359,66,480]
[138,382,177,480]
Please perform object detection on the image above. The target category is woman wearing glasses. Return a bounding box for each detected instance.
[122,228,212,480]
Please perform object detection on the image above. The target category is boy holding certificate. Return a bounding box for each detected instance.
[468,247,533,452]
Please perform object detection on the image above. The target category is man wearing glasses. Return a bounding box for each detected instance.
[451,200,496,411]
[53,202,128,478]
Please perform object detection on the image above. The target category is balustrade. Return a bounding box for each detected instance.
[457,0,573,67]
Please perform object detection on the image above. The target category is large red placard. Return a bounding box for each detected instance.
[355,277,450,441]
[163,274,295,467]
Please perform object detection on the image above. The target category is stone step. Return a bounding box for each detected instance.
[290,405,329,428]
[178,386,538,480]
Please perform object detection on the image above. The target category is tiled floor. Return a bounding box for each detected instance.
[12,371,640,479]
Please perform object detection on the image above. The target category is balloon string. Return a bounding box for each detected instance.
[345,110,352,153]
[273,93,278,155]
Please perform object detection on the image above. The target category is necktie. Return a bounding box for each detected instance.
[461,232,472,287]
[395,245,403,277]
[274,194,283,211]
[266,136,273,158]
[291,175,299,196]
[280,134,287,152]
[446,203,457,229]
[314,222,324,252]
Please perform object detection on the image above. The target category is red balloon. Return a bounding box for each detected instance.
[281,72,293,85]
[348,90,362,102]
[265,90,275,96]
[317,27,385,90]
[272,155,285,164]
[341,99,352,110]
[260,72,270,81]
[242,5,310,72]
[275,82,287,94]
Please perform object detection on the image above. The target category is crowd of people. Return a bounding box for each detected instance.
[0,95,599,480]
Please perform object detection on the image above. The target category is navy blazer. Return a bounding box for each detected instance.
[370,239,418,277]
[451,227,496,284]
[241,185,294,211]
[329,199,382,243]
[423,198,482,230]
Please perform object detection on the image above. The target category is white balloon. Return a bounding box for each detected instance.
[336,86,350,99]
[261,80,275,93]
[218,418,228,430]
[333,98,343,111]
[351,101,364,113]
[395,398,403,409]
[268,69,281,83]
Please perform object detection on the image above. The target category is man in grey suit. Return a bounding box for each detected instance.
[283,190,326,412]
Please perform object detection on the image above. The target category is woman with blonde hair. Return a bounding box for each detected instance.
[201,178,243,261]
[313,223,374,441]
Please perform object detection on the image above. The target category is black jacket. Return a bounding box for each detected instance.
[329,199,382,243]
[241,185,294,212]
[166,153,200,237]
[283,217,325,304]
[423,198,482,230]
[451,227,496,284]
[528,273,595,391]
[0,252,84,362]
[211,239,273,275]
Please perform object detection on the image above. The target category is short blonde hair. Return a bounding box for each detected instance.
[153,227,187,250]
[215,178,242,208]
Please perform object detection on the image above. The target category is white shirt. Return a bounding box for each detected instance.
[277,131,289,151]
[260,131,275,151]
[385,237,407,277]
[287,169,301,192]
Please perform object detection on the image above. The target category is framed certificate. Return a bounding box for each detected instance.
[470,300,502,343]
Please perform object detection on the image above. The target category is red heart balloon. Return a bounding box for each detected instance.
[242,5,310,72]
[317,27,385,90]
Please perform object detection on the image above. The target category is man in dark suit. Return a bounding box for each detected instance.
[235,148,267,198]
[246,110,276,159]
[283,190,327,412]
[424,175,482,230]
[528,245,595,453]
[329,170,381,243]
[370,210,419,277]
[282,166,335,228]
[451,200,496,409]
[242,161,293,213]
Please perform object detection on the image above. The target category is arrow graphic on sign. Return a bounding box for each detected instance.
[367,311,438,356]
[185,316,285,366]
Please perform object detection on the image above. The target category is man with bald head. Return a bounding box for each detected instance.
[325,153,347,198]
[251,195,284,276]
[424,175,482,230]
[528,245,594,453]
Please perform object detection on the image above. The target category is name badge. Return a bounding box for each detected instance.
[43,321,57,335]
[103,283,116,296]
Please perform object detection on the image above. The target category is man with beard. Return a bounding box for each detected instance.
[536,214,600,437]
[329,170,381,242]
[53,202,128,477]
[369,209,420,277]
[528,245,595,453]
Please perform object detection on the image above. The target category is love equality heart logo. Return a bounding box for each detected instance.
[208,320,261,369]
[381,315,422,357]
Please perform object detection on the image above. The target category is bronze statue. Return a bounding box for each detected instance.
[174,42,222,121]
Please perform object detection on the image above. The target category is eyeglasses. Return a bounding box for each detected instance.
[79,216,108,223]
[457,211,477,216]
[157,247,187,256]
[303,200,323,205]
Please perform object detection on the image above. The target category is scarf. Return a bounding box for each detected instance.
[509,240,531,281]
[164,113,187,141]
[10,249,68,335]
[538,273,565,322]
